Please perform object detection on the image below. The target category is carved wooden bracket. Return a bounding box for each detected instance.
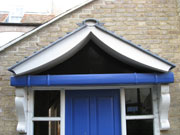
[15,88,27,134]
[158,85,170,130]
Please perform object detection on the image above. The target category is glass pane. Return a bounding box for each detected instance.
[34,121,60,135]
[127,120,153,135]
[125,88,152,115]
[34,91,60,117]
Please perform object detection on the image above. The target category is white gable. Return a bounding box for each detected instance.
[9,19,175,75]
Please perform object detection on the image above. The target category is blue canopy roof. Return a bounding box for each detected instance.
[11,72,174,86]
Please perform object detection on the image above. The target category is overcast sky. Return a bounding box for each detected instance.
[0,0,86,13]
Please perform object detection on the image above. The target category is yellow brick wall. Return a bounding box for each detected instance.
[0,0,180,134]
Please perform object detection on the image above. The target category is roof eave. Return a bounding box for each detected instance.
[94,24,176,69]
[8,20,175,76]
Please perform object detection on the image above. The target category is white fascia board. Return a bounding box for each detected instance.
[11,24,172,75]
[89,27,172,72]
[12,27,91,75]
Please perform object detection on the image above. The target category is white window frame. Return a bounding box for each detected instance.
[27,88,65,135]
[25,85,160,135]
[120,87,160,135]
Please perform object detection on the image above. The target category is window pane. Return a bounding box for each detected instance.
[127,120,153,135]
[125,88,152,115]
[34,121,60,135]
[34,91,60,117]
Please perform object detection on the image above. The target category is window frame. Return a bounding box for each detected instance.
[27,88,65,135]
[121,87,160,135]
[27,85,160,135]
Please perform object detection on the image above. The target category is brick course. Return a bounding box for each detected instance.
[0,0,180,134]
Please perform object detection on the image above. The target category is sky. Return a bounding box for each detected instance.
[0,0,86,14]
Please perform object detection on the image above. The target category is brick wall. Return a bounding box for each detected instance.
[0,0,180,134]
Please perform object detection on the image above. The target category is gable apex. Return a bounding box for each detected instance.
[9,19,175,76]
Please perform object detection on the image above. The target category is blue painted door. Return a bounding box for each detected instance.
[66,90,121,135]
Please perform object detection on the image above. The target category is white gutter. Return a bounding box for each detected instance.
[0,0,95,52]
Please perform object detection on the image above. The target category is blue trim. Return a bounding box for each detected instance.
[10,72,174,86]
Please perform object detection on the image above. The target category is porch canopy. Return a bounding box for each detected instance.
[11,73,174,86]
[9,19,175,86]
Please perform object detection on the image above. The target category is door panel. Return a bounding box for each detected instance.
[66,90,121,135]
[72,97,90,135]
[96,96,114,135]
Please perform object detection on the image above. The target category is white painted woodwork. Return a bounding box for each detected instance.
[32,117,61,121]
[15,88,27,134]
[27,89,33,135]
[12,27,91,75]
[158,85,170,130]
[26,89,65,135]
[10,20,173,75]
[120,89,127,135]
[61,90,65,135]
[90,27,171,72]
[126,115,154,120]
[31,85,154,91]
[152,87,160,135]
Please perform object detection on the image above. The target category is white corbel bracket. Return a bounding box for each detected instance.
[158,85,170,130]
[15,88,27,134]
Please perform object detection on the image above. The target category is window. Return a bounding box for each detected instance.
[28,89,65,135]
[121,87,159,135]
[7,7,24,23]
[34,91,60,135]
[125,88,153,135]
[125,88,152,115]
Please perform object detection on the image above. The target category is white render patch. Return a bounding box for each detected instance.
[9,23,174,75]
[0,32,24,47]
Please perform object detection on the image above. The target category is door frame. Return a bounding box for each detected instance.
[27,85,159,135]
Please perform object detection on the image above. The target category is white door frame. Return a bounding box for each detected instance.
[19,84,162,135]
